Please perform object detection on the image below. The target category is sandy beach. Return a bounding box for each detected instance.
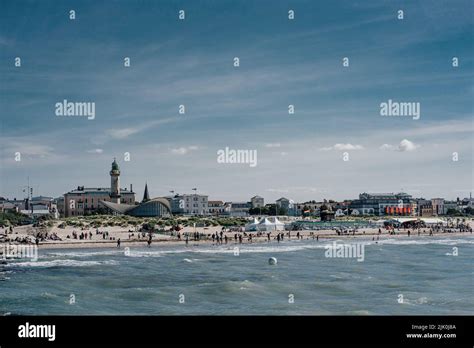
[2,221,472,250]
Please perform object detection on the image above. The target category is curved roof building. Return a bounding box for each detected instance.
[101,197,171,217]
[100,184,171,217]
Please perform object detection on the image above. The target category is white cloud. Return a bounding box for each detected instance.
[379,144,395,151]
[380,139,419,152]
[4,143,54,158]
[105,118,178,140]
[265,143,281,148]
[321,143,364,151]
[106,127,140,139]
[398,139,419,152]
[171,146,199,155]
[87,148,103,154]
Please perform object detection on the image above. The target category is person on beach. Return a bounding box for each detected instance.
[212,234,215,243]
[277,234,280,243]
[239,235,242,244]
[185,235,189,245]
[224,235,228,244]
[316,235,319,241]
[117,239,121,248]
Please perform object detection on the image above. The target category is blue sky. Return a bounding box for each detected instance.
[1,0,473,202]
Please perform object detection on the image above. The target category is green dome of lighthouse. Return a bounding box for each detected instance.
[111,158,120,172]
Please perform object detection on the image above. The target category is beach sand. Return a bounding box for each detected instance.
[1,221,472,250]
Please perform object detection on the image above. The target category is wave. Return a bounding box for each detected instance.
[34,236,474,260]
[6,259,119,268]
[374,238,474,246]
[46,250,121,258]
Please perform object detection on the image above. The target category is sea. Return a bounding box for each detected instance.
[1,235,473,315]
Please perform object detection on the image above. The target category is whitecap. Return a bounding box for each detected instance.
[6,259,119,268]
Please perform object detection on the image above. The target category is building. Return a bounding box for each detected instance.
[224,202,251,217]
[55,197,65,217]
[167,194,209,215]
[101,197,171,217]
[320,204,336,221]
[250,195,264,208]
[64,159,135,217]
[0,202,18,213]
[208,200,225,215]
[101,183,171,217]
[276,197,291,211]
[349,192,416,216]
[0,198,27,211]
[28,196,59,218]
[276,197,298,216]
[431,198,444,216]
[443,201,460,214]
[416,199,432,217]
[295,202,322,216]
[418,204,434,217]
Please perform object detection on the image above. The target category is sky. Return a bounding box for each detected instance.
[0,0,473,203]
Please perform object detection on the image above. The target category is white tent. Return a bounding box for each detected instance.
[244,218,260,232]
[257,217,285,231]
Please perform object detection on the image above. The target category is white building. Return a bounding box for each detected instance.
[168,194,209,215]
[208,200,225,215]
[224,202,250,217]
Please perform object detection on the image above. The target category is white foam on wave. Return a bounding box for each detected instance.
[6,259,119,268]
[33,236,474,260]
[46,250,121,258]
[193,243,328,254]
[106,243,329,258]
[374,238,474,246]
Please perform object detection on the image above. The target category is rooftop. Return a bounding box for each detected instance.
[66,187,135,194]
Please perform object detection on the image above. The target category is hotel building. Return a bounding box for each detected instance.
[63,159,135,217]
[349,192,416,216]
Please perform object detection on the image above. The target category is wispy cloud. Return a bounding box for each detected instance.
[87,148,103,154]
[321,144,364,151]
[171,146,199,155]
[105,118,178,139]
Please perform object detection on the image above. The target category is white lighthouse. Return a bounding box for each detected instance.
[110,158,121,204]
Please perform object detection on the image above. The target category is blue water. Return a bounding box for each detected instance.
[1,236,473,315]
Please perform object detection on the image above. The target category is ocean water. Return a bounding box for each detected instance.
[1,236,473,315]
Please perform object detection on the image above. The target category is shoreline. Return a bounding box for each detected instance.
[27,230,474,251]
[2,219,472,252]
